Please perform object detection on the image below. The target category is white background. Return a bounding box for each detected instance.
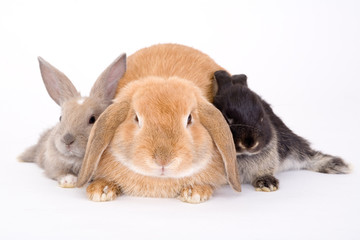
[1,0,359,239]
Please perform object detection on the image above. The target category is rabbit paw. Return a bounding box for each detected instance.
[86,179,120,202]
[253,175,279,192]
[179,185,213,204]
[58,174,77,188]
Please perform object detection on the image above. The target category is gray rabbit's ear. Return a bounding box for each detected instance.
[38,57,80,105]
[214,70,233,94]
[90,53,126,104]
[232,74,248,86]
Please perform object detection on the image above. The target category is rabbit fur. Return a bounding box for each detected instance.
[213,70,351,192]
[18,54,126,187]
[77,44,241,203]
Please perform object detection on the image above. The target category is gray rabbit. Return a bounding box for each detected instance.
[18,54,126,187]
[213,70,351,191]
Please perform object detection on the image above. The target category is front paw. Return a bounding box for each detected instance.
[253,175,279,192]
[86,179,120,202]
[58,174,77,188]
[179,185,213,204]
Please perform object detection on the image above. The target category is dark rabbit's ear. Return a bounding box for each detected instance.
[232,74,248,86]
[214,70,233,94]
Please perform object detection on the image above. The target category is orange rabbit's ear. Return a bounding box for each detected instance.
[198,98,241,192]
[76,101,130,187]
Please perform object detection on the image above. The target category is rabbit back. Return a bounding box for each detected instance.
[116,44,224,101]
[18,128,52,164]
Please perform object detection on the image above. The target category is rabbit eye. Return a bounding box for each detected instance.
[134,114,142,128]
[59,116,62,122]
[89,115,96,124]
[227,118,234,124]
[187,114,192,126]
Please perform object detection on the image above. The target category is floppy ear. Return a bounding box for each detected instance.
[214,70,233,95]
[198,98,241,192]
[232,74,248,86]
[90,53,127,104]
[76,101,130,187]
[38,57,80,105]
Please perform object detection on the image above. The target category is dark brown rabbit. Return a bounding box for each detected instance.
[213,70,351,192]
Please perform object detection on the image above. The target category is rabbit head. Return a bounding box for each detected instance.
[38,54,126,160]
[77,76,241,192]
[213,70,273,155]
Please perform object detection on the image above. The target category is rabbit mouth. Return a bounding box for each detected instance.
[156,167,170,177]
[65,147,76,156]
[157,166,181,177]
[160,166,166,176]
[236,150,261,156]
[63,149,83,158]
[150,167,195,178]
[113,151,210,178]
[56,142,84,158]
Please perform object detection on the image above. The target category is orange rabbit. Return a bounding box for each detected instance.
[77,44,241,203]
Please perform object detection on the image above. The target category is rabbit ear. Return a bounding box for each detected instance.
[38,57,79,105]
[214,70,233,94]
[76,101,130,187]
[232,74,248,86]
[198,99,241,192]
[90,53,127,104]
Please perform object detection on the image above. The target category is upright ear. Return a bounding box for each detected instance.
[214,70,233,95]
[38,57,80,105]
[76,101,130,187]
[90,53,127,104]
[198,98,241,192]
[232,74,248,86]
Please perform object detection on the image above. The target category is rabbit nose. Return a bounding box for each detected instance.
[239,137,259,150]
[153,147,172,167]
[63,133,75,146]
[154,157,168,167]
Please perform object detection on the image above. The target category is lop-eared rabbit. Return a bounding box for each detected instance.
[76,44,241,203]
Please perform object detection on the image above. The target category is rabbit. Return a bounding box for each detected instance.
[213,70,351,192]
[18,54,127,188]
[76,44,241,203]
